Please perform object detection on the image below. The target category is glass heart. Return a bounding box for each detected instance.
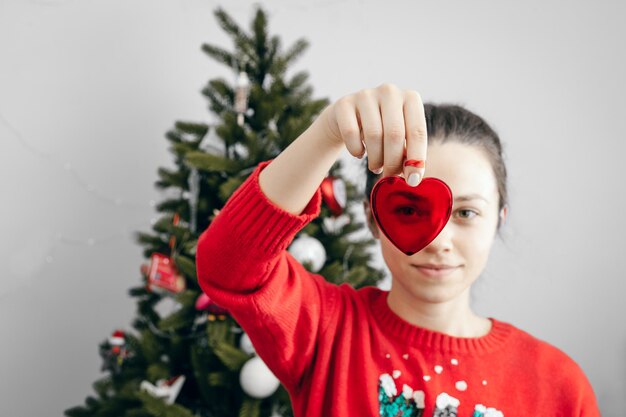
[370,176,453,255]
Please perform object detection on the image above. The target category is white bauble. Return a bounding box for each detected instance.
[239,332,256,355]
[288,234,326,272]
[239,356,280,398]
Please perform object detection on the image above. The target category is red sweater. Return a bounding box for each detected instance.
[196,160,601,417]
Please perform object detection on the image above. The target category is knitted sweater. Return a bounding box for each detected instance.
[196,160,601,417]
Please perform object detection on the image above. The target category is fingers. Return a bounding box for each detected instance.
[356,90,384,173]
[403,90,427,186]
[332,84,427,185]
[334,97,366,159]
[379,85,406,178]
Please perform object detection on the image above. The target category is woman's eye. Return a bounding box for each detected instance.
[456,209,478,219]
[392,205,429,220]
[396,206,416,215]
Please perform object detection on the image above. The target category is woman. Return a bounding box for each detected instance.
[196,83,601,416]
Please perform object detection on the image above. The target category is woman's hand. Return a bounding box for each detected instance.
[318,83,427,187]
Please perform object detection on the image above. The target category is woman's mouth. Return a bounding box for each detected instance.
[411,264,460,277]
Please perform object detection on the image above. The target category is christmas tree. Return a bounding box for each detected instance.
[65,5,386,417]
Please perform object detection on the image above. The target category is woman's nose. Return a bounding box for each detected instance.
[422,223,453,253]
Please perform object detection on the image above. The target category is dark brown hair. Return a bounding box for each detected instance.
[364,103,508,230]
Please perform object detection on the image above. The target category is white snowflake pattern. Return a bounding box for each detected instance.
[379,373,397,397]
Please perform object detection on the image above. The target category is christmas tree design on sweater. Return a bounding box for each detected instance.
[378,373,503,417]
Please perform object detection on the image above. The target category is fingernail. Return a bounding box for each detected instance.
[373,167,383,174]
[407,172,420,187]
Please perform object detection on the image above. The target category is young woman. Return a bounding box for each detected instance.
[196,83,601,416]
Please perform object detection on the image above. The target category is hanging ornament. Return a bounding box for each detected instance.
[231,142,250,159]
[209,208,221,222]
[143,213,186,294]
[109,329,126,347]
[288,234,326,273]
[234,70,250,127]
[239,356,280,399]
[194,293,229,321]
[144,253,186,294]
[169,212,181,253]
[153,296,183,319]
[239,332,255,355]
[188,168,200,234]
[101,329,133,372]
[320,176,347,217]
[262,73,273,90]
[321,214,351,235]
[140,375,186,405]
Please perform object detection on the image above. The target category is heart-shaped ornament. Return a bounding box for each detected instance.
[370,176,453,255]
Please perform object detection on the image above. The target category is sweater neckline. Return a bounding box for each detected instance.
[369,288,513,355]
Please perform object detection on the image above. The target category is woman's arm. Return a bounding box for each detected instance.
[258,105,345,216]
[259,84,428,215]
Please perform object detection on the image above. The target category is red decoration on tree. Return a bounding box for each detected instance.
[370,176,452,255]
[142,213,186,294]
[145,253,186,294]
[195,293,229,321]
[140,375,186,404]
[109,329,126,346]
[321,176,346,217]
[103,329,132,371]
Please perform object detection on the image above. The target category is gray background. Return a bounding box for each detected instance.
[1,0,624,416]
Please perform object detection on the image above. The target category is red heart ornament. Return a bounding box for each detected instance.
[370,176,453,255]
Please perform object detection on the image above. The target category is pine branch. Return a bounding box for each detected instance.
[136,391,196,417]
[201,43,237,68]
[185,151,241,173]
[212,342,250,371]
[174,121,209,138]
[238,397,261,417]
[213,7,255,62]
[282,38,309,67]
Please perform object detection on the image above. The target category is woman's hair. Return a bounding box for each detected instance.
[364,103,508,230]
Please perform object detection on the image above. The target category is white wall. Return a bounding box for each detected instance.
[1,1,624,416]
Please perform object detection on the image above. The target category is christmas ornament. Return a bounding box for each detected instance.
[153,296,183,319]
[210,208,221,222]
[320,176,347,217]
[188,167,200,233]
[370,176,452,256]
[231,142,250,159]
[321,213,351,234]
[102,329,132,372]
[145,253,186,294]
[239,332,255,355]
[142,213,186,293]
[288,234,326,273]
[194,293,229,321]
[140,375,186,405]
[109,329,125,347]
[234,70,250,127]
[108,329,130,360]
[239,356,280,399]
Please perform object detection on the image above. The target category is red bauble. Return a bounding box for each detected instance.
[370,176,452,255]
[320,176,346,217]
[195,293,229,315]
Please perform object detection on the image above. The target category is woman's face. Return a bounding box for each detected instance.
[367,141,506,305]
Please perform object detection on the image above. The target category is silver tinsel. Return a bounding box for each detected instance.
[188,167,200,233]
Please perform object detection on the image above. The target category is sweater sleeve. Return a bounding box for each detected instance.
[195,159,339,391]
